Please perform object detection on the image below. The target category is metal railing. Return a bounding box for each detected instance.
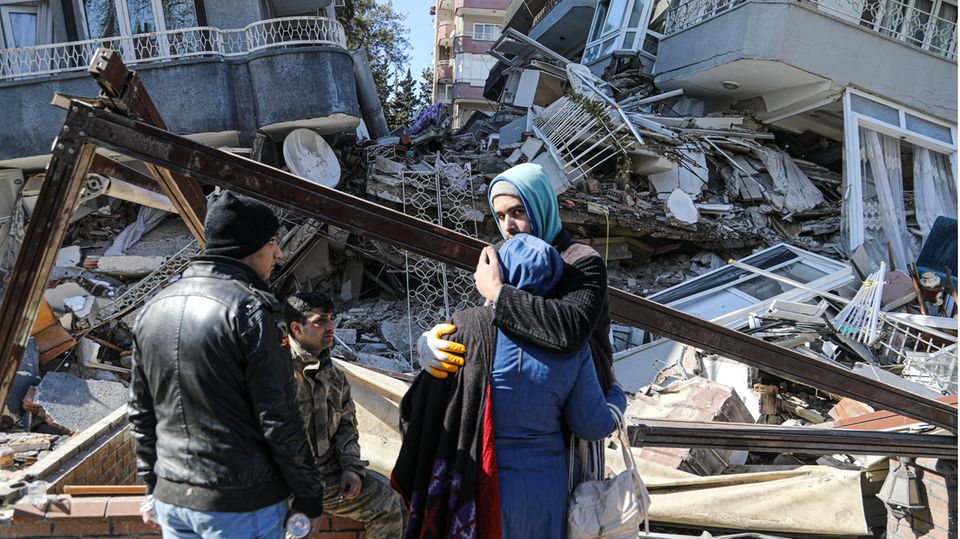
[664,0,957,59]
[0,16,347,81]
[532,0,564,27]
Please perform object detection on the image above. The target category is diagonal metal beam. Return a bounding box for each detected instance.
[0,109,99,407]
[627,419,957,459]
[88,48,207,245]
[46,101,960,432]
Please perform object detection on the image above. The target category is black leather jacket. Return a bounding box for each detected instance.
[129,256,324,516]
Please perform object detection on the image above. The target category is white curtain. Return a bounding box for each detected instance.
[36,1,53,45]
[860,127,918,271]
[913,147,959,240]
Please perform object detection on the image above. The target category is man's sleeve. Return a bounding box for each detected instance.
[127,339,158,494]
[493,253,607,355]
[333,373,366,477]
[239,299,325,517]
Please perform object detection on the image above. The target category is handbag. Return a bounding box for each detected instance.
[567,405,650,538]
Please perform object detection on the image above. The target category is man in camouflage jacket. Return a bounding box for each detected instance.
[284,291,402,538]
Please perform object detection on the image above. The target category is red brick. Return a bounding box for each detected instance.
[11,502,47,522]
[46,497,109,519]
[111,518,159,534]
[316,532,359,539]
[0,522,53,538]
[49,518,111,536]
[106,497,144,518]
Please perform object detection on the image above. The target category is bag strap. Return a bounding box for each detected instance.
[607,404,638,473]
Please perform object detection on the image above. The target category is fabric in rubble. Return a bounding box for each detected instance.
[860,128,918,270]
[913,147,958,241]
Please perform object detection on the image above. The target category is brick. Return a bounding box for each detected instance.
[111,518,158,534]
[106,497,144,518]
[49,518,111,536]
[925,527,950,539]
[11,501,48,522]
[46,497,109,519]
[0,522,53,538]
[316,532,359,539]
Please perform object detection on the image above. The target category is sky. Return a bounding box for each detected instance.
[392,0,435,79]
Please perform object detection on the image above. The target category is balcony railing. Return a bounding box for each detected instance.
[0,16,347,82]
[664,0,957,59]
[532,0,563,26]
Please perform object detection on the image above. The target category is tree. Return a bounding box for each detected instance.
[417,67,434,111]
[340,0,411,109]
[388,68,418,130]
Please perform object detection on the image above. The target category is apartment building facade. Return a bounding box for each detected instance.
[432,0,509,127]
[0,0,361,171]
[503,0,957,276]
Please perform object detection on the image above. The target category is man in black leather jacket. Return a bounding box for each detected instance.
[129,191,325,538]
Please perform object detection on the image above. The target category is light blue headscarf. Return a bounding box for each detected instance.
[487,163,562,245]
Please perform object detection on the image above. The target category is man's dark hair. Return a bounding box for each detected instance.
[284,291,334,326]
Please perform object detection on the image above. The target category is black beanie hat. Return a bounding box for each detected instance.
[203,190,280,259]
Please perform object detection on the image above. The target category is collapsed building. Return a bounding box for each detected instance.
[0,0,955,537]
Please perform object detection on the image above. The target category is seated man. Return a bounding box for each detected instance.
[284,291,403,539]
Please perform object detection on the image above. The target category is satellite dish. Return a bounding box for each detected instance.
[283,128,341,188]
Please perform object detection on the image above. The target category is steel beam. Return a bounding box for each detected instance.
[0,111,98,407]
[627,419,956,459]
[46,101,960,433]
[88,48,207,245]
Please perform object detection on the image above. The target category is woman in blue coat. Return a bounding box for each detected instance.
[492,233,626,538]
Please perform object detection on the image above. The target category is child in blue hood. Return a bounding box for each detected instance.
[492,233,626,538]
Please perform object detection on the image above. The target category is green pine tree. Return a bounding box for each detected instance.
[389,68,418,130]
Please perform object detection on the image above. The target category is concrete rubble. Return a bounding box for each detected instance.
[0,30,953,539]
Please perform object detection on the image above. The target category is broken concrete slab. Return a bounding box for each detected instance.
[665,188,699,225]
[55,246,81,267]
[625,377,753,475]
[90,255,166,277]
[33,372,128,435]
[380,321,414,354]
[43,282,91,312]
[647,145,707,199]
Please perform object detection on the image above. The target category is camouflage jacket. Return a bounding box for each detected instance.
[290,339,366,478]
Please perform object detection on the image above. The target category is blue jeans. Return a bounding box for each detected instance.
[154,499,288,539]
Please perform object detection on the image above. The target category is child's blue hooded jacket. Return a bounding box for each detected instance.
[491,234,626,538]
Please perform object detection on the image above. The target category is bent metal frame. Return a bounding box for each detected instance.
[0,51,954,458]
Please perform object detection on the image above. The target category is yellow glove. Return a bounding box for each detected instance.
[417,323,466,379]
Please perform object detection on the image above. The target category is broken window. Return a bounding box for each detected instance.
[583,0,657,64]
[650,244,852,324]
[841,89,958,270]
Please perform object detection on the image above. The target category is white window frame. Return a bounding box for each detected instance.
[472,23,499,41]
[582,0,656,64]
[0,4,37,49]
[841,87,958,253]
[77,1,198,38]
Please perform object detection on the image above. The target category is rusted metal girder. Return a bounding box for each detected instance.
[0,111,99,408]
[65,101,957,432]
[627,419,957,459]
[87,48,206,245]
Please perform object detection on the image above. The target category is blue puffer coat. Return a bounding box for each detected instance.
[491,234,626,538]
